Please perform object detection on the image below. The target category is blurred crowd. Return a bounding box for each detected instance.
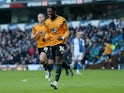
[0,19,124,65]
[67,19,124,64]
[65,12,108,21]
[0,29,40,65]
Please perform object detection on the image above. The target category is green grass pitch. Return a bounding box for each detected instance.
[0,70,124,93]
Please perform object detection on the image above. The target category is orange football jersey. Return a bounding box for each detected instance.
[45,16,69,46]
[32,23,50,48]
[104,44,112,55]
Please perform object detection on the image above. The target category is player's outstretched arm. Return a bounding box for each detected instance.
[31,31,38,39]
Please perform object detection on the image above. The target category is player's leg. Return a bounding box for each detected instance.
[62,50,73,76]
[47,59,54,81]
[50,45,64,89]
[102,55,110,69]
[102,59,108,69]
[62,61,69,75]
[50,56,63,89]
[47,48,54,73]
[39,52,49,79]
[70,54,76,69]
[70,55,76,76]
[76,60,82,75]
[55,55,63,81]
[48,59,54,72]
[76,53,83,75]
[45,47,54,81]
[62,61,73,76]
[108,56,114,69]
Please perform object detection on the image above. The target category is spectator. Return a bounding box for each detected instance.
[0,19,124,67]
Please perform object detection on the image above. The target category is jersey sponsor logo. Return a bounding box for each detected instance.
[52,28,57,34]
[40,31,45,35]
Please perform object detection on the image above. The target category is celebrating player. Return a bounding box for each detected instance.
[31,13,50,80]
[45,6,70,89]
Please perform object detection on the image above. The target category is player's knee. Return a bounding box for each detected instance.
[40,58,45,63]
[55,56,63,64]
[48,59,54,64]
[40,55,46,63]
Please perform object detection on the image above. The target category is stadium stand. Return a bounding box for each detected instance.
[0,19,124,70]
[0,0,124,69]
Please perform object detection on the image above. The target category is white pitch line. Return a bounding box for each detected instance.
[22,79,28,82]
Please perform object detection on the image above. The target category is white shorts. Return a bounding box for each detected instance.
[72,53,83,60]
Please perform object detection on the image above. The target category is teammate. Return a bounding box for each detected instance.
[31,13,50,80]
[71,31,85,75]
[45,6,70,89]
[102,41,114,69]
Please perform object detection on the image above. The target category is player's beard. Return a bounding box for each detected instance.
[49,15,57,20]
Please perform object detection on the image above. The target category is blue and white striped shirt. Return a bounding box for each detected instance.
[71,38,85,54]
